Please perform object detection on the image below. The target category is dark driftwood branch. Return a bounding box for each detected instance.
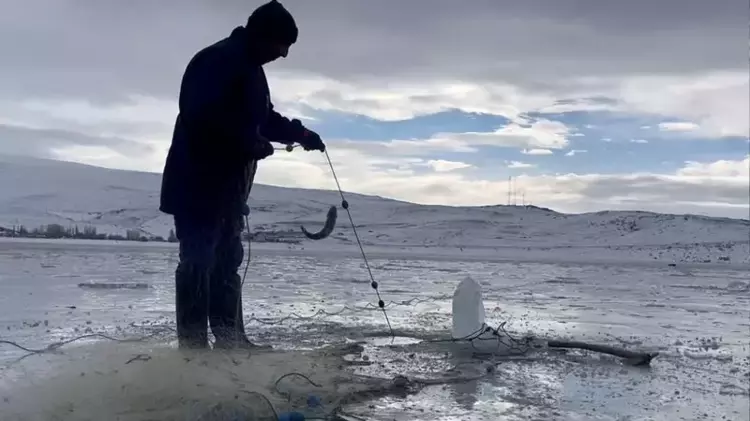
[547,340,658,366]
[327,338,658,421]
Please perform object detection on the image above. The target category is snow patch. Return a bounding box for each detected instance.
[0,154,748,264]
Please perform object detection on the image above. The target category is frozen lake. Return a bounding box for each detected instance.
[0,239,748,420]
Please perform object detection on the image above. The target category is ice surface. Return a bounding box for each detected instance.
[1,239,748,420]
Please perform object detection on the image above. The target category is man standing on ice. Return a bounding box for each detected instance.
[159,0,326,350]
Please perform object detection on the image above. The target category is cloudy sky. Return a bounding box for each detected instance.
[1,0,748,218]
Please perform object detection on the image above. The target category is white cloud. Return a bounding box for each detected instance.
[601,138,613,142]
[381,137,478,154]
[0,123,158,163]
[439,119,570,149]
[267,73,561,122]
[507,161,536,169]
[535,98,619,114]
[630,138,649,143]
[615,72,749,138]
[0,96,174,141]
[345,119,572,154]
[659,121,700,132]
[565,149,588,156]
[425,159,472,172]
[264,71,750,140]
[0,2,746,144]
[522,148,554,155]
[677,155,749,178]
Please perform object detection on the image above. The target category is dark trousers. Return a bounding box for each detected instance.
[173,212,249,348]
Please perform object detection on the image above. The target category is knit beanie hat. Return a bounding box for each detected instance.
[246,0,298,45]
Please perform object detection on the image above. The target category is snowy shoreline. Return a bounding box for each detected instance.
[2,236,748,270]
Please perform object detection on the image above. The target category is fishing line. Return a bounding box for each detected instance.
[241,144,395,340]
[322,149,395,339]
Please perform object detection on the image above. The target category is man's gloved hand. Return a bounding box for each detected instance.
[249,140,275,160]
[290,119,326,152]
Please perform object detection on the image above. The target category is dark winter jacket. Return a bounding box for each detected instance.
[159,25,296,220]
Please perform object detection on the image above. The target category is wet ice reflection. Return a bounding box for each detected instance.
[0,241,748,420]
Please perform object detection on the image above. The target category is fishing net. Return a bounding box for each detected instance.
[0,336,405,421]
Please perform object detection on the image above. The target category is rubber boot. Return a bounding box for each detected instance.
[175,262,210,350]
[209,272,268,350]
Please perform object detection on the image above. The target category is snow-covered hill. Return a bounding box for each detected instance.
[0,154,748,264]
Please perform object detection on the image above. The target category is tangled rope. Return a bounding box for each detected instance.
[428,321,538,355]
[242,296,449,326]
[0,330,172,365]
